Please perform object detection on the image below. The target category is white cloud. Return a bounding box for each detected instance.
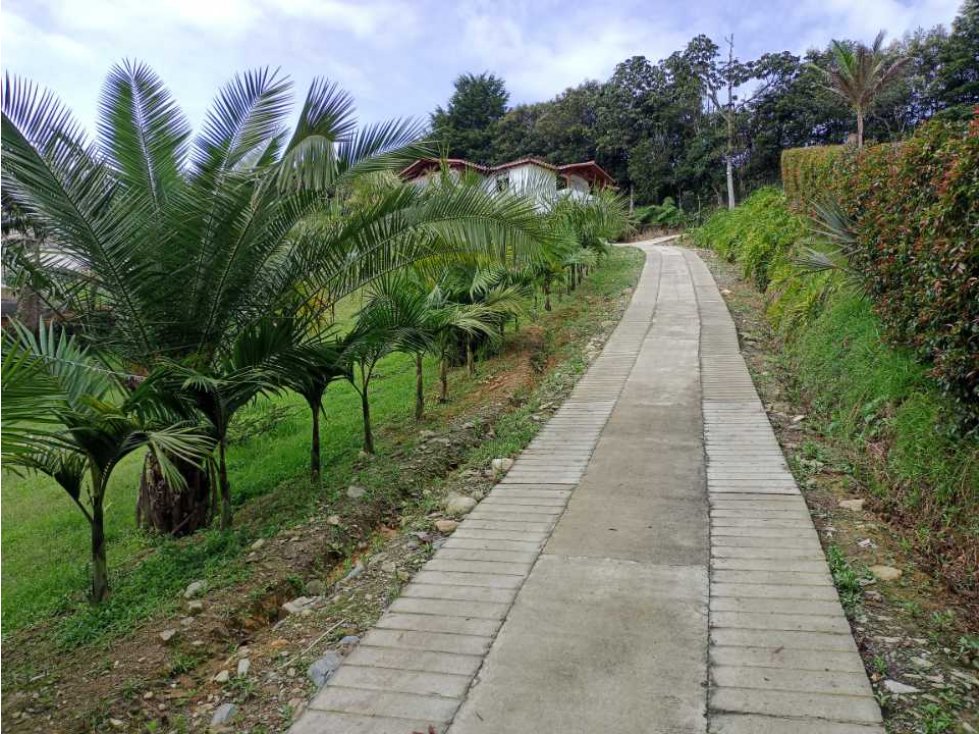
[454,3,690,103]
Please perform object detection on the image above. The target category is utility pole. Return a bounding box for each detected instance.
[723,35,736,210]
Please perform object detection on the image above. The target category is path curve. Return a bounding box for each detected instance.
[289,241,883,734]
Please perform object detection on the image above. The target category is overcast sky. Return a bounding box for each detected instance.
[2,0,963,136]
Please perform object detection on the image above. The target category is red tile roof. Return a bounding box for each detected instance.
[400,157,615,186]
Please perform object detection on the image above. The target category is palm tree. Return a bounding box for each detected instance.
[1,321,212,601]
[2,63,551,532]
[277,334,350,482]
[821,32,910,147]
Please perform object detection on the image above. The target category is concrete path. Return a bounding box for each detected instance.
[290,241,883,734]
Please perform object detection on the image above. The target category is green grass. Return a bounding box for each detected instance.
[791,293,979,530]
[1,248,645,643]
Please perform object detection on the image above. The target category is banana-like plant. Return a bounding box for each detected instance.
[1,321,212,601]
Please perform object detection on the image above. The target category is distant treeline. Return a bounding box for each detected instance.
[430,0,978,209]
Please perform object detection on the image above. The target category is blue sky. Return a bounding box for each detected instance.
[2,0,963,135]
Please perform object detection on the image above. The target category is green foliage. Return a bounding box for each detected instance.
[431,72,509,163]
[826,544,865,612]
[783,117,979,423]
[934,0,979,118]
[779,145,848,209]
[691,187,804,289]
[634,197,682,228]
[696,177,978,593]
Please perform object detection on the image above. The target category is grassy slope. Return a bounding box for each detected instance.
[1,249,644,640]
[691,189,979,598]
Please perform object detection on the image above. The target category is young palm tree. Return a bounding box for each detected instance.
[277,334,350,483]
[821,32,910,146]
[2,63,551,532]
[1,322,212,601]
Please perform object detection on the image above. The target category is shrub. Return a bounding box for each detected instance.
[691,187,804,290]
[781,116,979,423]
[780,145,847,210]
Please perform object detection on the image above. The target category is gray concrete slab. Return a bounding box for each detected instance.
[288,243,879,734]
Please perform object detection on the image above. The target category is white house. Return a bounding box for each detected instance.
[400,157,614,209]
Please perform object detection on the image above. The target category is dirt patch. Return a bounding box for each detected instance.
[695,244,979,733]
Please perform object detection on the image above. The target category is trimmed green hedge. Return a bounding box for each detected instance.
[780,117,979,423]
[780,145,846,210]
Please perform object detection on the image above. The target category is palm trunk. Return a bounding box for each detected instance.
[544,281,552,312]
[415,353,425,420]
[90,470,108,603]
[439,357,449,403]
[361,386,374,454]
[856,108,864,147]
[218,436,232,529]
[137,452,213,535]
[310,401,321,482]
[466,338,475,376]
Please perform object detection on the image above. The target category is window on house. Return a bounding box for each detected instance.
[496,175,510,192]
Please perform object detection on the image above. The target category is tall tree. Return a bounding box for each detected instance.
[934,0,979,117]
[431,72,509,163]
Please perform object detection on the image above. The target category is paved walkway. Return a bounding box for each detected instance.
[290,241,883,734]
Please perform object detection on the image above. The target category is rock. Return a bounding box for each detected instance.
[462,421,475,429]
[281,596,316,615]
[213,669,230,683]
[211,702,237,726]
[870,565,903,582]
[288,696,306,715]
[445,493,477,516]
[307,651,343,687]
[184,580,205,599]
[109,719,126,728]
[419,430,436,439]
[237,658,251,677]
[857,538,875,549]
[911,656,934,669]
[250,538,265,551]
[491,457,514,474]
[159,629,178,643]
[186,600,204,615]
[179,616,196,628]
[381,560,397,574]
[327,515,341,526]
[347,485,366,499]
[344,560,366,581]
[338,635,360,651]
[791,414,807,423]
[883,679,921,695]
[435,519,459,534]
[839,499,866,511]
[306,579,326,596]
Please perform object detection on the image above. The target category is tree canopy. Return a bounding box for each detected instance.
[430,3,976,209]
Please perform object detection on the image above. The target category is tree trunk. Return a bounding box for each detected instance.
[137,452,213,536]
[218,437,232,529]
[544,282,552,312]
[725,157,736,210]
[90,492,108,603]
[439,357,448,403]
[856,108,864,147]
[310,401,321,482]
[361,386,374,454]
[415,353,425,420]
[466,338,475,376]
